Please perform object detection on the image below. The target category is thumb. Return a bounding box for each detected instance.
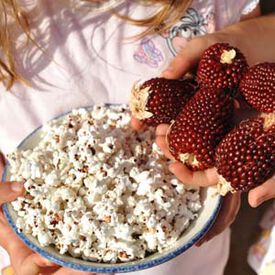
[0,182,25,205]
[20,254,56,275]
[248,178,275,208]
[161,37,207,79]
[161,34,224,79]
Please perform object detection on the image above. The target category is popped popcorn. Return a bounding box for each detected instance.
[8,105,201,263]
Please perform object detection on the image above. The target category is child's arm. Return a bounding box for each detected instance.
[132,14,275,246]
[162,14,275,79]
[155,14,275,243]
[160,14,275,203]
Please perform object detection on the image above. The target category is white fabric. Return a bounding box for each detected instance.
[0,0,260,273]
[123,229,231,275]
[0,0,262,154]
[0,247,10,269]
[248,201,275,275]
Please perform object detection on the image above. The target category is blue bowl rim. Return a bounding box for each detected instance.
[2,105,223,273]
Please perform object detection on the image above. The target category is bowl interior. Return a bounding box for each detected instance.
[3,107,222,273]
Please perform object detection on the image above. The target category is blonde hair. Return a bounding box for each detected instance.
[0,0,192,89]
[0,0,30,89]
[119,0,193,36]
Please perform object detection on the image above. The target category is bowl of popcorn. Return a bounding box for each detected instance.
[3,105,222,273]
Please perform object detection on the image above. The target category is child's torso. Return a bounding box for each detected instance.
[0,0,259,153]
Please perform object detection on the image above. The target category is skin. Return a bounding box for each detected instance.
[1,2,118,274]
[159,12,275,210]
[154,124,241,245]
[1,2,275,273]
[133,6,275,243]
[0,153,104,275]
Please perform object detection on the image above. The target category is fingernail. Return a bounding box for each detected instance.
[11,182,24,192]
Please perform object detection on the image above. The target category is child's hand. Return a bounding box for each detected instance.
[156,124,219,186]
[132,14,275,130]
[1,220,105,275]
[158,17,275,206]
[162,15,275,80]
[156,124,275,207]
[0,154,102,275]
[248,177,275,208]
[130,31,239,131]
[156,125,241,244]
[161,33,223,79]
[156,126,242,245]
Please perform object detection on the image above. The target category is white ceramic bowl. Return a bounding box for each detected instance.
[3,106,222,273]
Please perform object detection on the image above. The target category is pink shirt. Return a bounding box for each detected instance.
[0,0,259,274]
[0,0,259,154]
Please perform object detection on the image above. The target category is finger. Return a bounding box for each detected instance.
[155,136,174,160]
[248,177,275,208]
[169,162,218,186]
[17,254,42,275]
[197,192,241,246]
[156,124,170,137]
[0,182,25,205]
[130,117,144,131]
[30,254,57,267]
[12,253,57,275]
[161,37,212,79]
